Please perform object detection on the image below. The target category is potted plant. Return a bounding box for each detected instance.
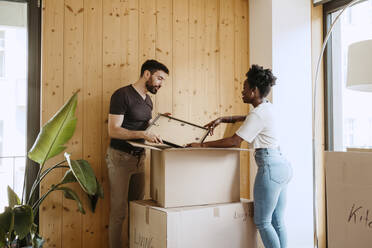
[0,92,103,248]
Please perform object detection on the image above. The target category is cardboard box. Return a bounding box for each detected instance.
[130,142,244,208]
[325,151,372,248]
[130,114,248,208]
[129,200,257,248]
[150,147,243,208]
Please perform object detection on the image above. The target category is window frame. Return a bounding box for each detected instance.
[0,30,5,79]
[0,120,3,161]
[25,0,42,209]
[0,0,42,208]
[322,0,368,150]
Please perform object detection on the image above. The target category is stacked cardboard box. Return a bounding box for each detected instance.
[150,148,241,208]
[129,115,257,248]
[326,151,372,248]
[130,200,256,248]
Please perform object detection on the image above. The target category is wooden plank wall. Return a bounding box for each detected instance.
[40,0,249,247]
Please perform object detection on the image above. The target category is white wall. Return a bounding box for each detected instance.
[250,1,314,247]
[249,0,273,68]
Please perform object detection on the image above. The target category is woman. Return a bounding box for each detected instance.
[188,64,292,248]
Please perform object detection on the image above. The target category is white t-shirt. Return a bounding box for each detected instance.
[236,100,279,149]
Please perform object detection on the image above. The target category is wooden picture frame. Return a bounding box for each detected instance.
[146,114,210,148]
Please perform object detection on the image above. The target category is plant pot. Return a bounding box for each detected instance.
[10,240,38,248]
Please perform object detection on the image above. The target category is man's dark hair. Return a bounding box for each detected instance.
[140,59,169,76]
[246,64,277,98]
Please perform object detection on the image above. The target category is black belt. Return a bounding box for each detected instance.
[255,148,266,151]
[113,147,144,169]
[255,147,280,151]
[119,147,145,157]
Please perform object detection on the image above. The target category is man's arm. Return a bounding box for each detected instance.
[108,114,162,143]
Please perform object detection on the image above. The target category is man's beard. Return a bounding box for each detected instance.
[145,78,160,94]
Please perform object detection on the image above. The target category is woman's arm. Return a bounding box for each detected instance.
[188,134,243,148]
[219,115,247,123]
[205,116,246,135]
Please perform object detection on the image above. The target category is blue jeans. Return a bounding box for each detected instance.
[254,148,292,248]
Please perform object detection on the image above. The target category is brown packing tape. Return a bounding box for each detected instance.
[213,207,220,217]
[146,207,150,225]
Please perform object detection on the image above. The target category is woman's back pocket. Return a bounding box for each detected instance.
[268,164,291,184]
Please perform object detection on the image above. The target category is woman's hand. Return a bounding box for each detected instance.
[204,117,222,136]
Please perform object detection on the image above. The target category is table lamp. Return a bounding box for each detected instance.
[346,39,372,91]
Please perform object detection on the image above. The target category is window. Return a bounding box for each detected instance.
[0,121,3,159]
[0,31,5,79]
[369,118,372,145]
[0,1,29,210]
[0,0,41,211]
[324,0,372,151]
[344,118,355,147]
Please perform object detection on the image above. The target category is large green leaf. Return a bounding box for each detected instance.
[28,93,78,165]
[0,228,6,247]
[0,207,14,235]
[56,187,85,214]
[13,205,33,240]
[88,178,104,213]
[96,179,104,199]
[7,186,20,208]
[65,153,97,195]
[30,223,37,235]
[59,169,78,185]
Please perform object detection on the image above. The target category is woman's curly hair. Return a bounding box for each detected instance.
[246,64,277,98]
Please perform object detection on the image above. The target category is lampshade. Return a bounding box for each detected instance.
[346,39,372,92]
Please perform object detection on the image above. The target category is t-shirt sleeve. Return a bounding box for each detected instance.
[236,112,264,143]
[109,89,128,115]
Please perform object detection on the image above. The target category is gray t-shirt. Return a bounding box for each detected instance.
[109,84,153,152]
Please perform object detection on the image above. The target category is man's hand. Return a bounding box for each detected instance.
[186,142,203,148]
[204,117,222,136]
[142,130,163,144]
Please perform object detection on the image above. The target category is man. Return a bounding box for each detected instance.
[106,59,169,248]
